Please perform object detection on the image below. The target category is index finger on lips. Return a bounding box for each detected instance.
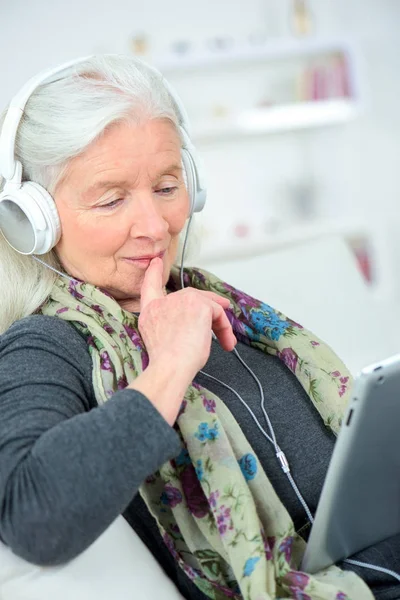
[140,257,165,311]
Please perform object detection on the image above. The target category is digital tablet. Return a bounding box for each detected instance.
[301,353,400,574]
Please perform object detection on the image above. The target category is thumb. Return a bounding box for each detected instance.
[140,257,164,310]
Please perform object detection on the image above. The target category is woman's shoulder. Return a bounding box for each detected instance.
[0,314,90,368]
[3,313,84,341]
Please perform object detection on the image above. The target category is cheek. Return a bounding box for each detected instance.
[58,212,126,258]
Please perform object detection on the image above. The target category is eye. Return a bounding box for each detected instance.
[156,186,178,196]
[99,198,123,209]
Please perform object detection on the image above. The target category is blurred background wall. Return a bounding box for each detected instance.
[1,0,399,307]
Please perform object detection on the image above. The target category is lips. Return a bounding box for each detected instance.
[132,251,165,260]
[122,250,166,269]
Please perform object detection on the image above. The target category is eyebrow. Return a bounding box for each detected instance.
[84,163,183,198]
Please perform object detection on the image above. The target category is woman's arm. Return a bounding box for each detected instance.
[0,315,181,566]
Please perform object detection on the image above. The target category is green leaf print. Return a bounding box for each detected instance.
[309,378,322,403]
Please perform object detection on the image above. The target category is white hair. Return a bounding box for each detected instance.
[0,54,194,334]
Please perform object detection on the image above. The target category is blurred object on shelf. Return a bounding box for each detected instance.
[211,105,230,119]
[296,54,351,102]
[156,37,361,141]
[170,40,192,56]
[207,37,235,52]
[290,0,314,37]
[348,236,374,283]
[248,31,269,47]
[280,179,318,223]
[233,222,251,239]
[130,33,150,56]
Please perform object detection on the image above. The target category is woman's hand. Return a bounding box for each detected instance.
[128,257,236,425]
[138,257,237,380]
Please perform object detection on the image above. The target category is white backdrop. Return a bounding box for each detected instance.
[1,0,400,299]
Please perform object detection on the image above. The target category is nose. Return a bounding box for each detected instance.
[129,194,169,241]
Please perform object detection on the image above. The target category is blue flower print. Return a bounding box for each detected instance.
[195,422,220,442]
[238,453,258,481]
[243,556,260,577]
[195,422,209,442]
[250,307,290,340]
[195,459,204,481]
[206,424,219,440]
[175,447,192,467]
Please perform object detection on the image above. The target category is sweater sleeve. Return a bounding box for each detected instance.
[0,315,181,566]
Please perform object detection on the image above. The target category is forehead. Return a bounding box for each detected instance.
[60,118,182,192]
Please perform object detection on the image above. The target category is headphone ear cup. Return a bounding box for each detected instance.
[181,148,207,215]
[0,181,60,255]
[181,149,195,215]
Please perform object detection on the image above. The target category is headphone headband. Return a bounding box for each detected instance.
[0,56,95,181]
[0,55,195,182]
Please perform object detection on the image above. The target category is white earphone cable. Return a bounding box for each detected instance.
[179,222,400,584]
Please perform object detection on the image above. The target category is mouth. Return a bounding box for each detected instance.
[122,250,166,269]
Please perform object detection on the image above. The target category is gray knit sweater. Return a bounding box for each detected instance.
[0,315,398,600]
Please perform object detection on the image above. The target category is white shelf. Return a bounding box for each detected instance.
[192,98,359,141]
[155,37,354,73]
[196,219,370,264]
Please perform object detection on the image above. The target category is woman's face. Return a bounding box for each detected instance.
[54,118,189,312]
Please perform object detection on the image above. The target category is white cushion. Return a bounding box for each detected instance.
[0,516,184,600]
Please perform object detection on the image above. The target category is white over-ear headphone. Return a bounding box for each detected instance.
[0,55,207,255]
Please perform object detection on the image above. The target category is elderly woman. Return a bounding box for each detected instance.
[0,55,398,600]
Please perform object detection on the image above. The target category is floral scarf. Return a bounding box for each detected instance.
[40,266,373,600]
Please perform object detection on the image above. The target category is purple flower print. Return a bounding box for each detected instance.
[278,536,294,563]
[160,484,183,508]
[163,533,180,561]
[181,464,209,518]
[91,304,103,314]
[289,589,311,600]
[287,318,304,330]
[226,311,247,339]
[183,563,201,580]
[145,474,156,484]
[203,396,216,413]
[335,593,348,600]
[209,490,220,508]
[100,350,113,372]
[339,385,347,397]
[278,348,298,373]
[178,399,187,417]
[261,531,276,560]
[123,324,149,369]
[331,370,341,378]
[211,581,238,598]
[221,283,259,309]
[68,280,84,300]
[117,374,128,390]
[310,340,320,347]
[87,335,96,348]
[215,504,233,536]
[56,307,69,314]
[285,571,310,590]
[103,323,114,335]
[192,269,207,285]
[340,376,349,384]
